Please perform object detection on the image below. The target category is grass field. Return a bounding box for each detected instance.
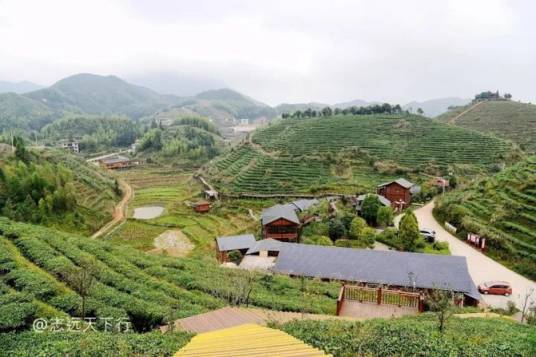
[206,114,516,194]
[437,101,536,152]
[434,156,536,280]
[109,167,264,256]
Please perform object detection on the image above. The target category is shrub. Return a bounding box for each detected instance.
[377,206,394,227]
[399,210,420,251]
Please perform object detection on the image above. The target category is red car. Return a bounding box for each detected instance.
[478,281,512,296]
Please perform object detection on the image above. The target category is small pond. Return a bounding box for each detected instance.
[133,206,164,219]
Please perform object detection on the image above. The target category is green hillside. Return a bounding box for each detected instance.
[437,101,536,152]
[206,114,518,194]
[25,74,179,119]
[135,117,225,167]
[176,88,276,128]
[0,93,56,132]
[0,147,119,234]
[434,156,536,280]
[0,217,338,332]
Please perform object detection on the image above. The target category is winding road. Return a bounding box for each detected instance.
[91,178,133,239]
[413,201,536,309]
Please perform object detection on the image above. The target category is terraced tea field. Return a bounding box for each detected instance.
[435,156,536,280]
[207,115,516,194]
[437,101,536,152]
[0,218,338,333]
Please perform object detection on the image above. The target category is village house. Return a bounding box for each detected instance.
[60,140,80,153]
[99,155,136,170]
[215,234,257,263]
[354,194,391,213]
[377,178,420,210]
[261,204,300,241]
[193,200,211,213]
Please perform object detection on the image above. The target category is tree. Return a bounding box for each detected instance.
[377,206,394,227]
[428,288,454,333]
[398,209,420,251]
[328,218,346,240]
[416,108,424,115]
[520,288,535,324]
[361,195,382,225]
[67,257,98,320]
[349,216,367,240]
[321,107,333,117]
[13,136,28,162]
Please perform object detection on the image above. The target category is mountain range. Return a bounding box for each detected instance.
[0,73,473,135]
[0,80,43,94]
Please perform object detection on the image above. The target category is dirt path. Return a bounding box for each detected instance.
[91,178,133,239]
[448,101,483,124]
[413,201,536,309]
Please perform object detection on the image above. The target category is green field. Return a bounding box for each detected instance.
[434,156,536,279]
[109,167,265,256]
[206,114,516,194]
[437,101,536,152]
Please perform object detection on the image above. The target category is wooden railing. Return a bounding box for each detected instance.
[341,285,422,310]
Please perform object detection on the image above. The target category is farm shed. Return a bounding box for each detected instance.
[290,198,319,212]
[261,204,300,241]
[192,201,211,213]
[355,194,391,213]
[269,243,480,307]
[204,189,219,201]
[99,155,136,170]
[377,178,420,209]
[215,234,256,263]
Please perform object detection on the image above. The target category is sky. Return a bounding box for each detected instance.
[0,0,535,105]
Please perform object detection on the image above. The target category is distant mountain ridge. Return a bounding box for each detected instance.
[403,97,470,117]
[0,80,43,94]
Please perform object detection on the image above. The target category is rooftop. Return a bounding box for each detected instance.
[378,178,415,189]
[100,155,130,164]
[290,198,319,212]
[264,242,479,298]
[356,194,391,207]
[261,204,300,225]
[216,234,256,252]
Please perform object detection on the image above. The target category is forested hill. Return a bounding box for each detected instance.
[25,73,179,119]
[437,100,536,152]
[205,114,519,194]
[434,156,536,280]
[0,143,119,234]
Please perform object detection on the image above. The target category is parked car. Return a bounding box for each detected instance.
[419,228,436,243]
[478,281,512,296]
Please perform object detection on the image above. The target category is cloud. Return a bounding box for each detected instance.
[0,0,534,104]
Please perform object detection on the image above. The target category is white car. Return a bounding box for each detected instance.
[419,228,436,243]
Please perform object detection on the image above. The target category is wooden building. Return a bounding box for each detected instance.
[193,201,211,213]
[261,204,300,242]
[215,234,256,263]
[377,178,420,210]
[99,155,135,170]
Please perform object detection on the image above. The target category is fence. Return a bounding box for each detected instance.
[339,285,422,312]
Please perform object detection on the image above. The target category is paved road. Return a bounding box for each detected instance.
[413,201,536,309]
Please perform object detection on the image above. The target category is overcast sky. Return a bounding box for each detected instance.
[1,0,535,105]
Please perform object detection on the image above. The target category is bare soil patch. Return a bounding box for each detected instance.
[148,229,194,257]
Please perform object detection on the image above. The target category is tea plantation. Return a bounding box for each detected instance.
[438,101,536,153]
[207,114,517,194]
[435,156,536,280]
[0,217,339,333]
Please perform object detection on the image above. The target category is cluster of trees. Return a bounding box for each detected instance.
[42,116,139,152]
[474,91,512,102]
[0,138,78,224]
[137,121,221,162]
[281,103,406,119]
